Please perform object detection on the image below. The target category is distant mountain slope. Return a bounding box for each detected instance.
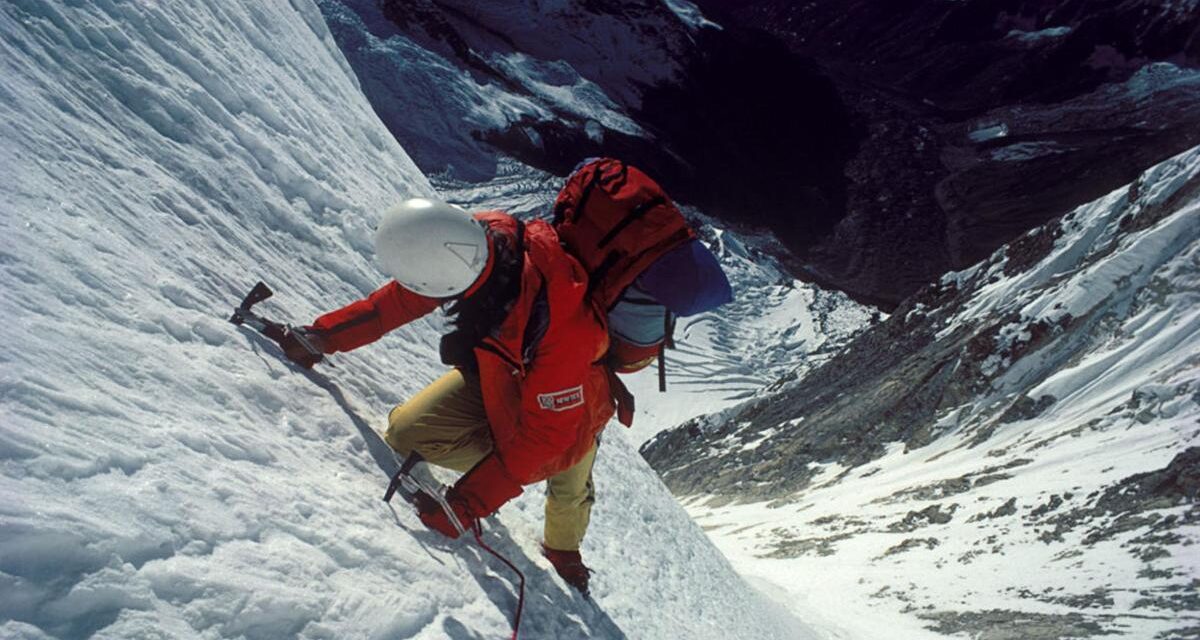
[697,0,1200,308]
[643,145,1200,639]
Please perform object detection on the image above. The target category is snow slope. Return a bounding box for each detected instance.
[0,2,809,638]
[645,146,1200,639]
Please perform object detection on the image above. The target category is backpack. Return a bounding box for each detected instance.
[552,158,696,311]
[552,158,696,403]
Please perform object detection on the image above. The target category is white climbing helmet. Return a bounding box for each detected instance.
[373,198,490,297]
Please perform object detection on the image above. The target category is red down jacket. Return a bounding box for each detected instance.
[311,212,615,516]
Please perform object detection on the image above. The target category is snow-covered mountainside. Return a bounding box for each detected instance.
[643,146,1200,639]
[0,2,811,638]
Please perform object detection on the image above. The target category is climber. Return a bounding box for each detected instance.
[281,197,612,595]
[281,163,733,596]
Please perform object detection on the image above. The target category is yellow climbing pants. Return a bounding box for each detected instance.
[385,369,597,551]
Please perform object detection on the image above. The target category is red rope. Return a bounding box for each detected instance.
[472,522,526,640]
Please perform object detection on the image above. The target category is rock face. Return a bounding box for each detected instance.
[321,0,1198,307]
[319,0,858,251]
[697,0,1200,306]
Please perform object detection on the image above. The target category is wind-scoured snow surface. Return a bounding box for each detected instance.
[654,147,1200,639]
[0,2,808,638]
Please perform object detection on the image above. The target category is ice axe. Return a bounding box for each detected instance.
[228,281,329,368]
[232,283,524,636]
[383,451,467,536]
[384,451,526,638]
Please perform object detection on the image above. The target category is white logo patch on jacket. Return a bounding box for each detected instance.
[537,385,584,412]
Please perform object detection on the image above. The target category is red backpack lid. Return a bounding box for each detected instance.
[552,158,696,310]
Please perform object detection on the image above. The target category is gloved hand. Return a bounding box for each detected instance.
[279,326,326,369]
[415,490,475,539]
[414,455,524,539]
[453,455,524,518]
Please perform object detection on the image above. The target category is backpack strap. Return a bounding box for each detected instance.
[606,366,635,427]
[586,250,623,303]
[657,309,674,392]
[514,217,526,254]
[512,219,549,366]
[597,195,666,249]
[521,286,549,366]
[572,171,602,223]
